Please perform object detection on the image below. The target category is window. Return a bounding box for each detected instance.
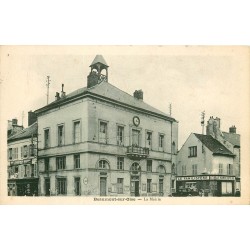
[75,177,81,196]
[147,160,152,172]
[99,121,108,143]
[29,144,35,156]
[117,157,124,170]
[158,165,165,174]
[45,158,50,172]
[171,164,176,175]
[117,126,124,145]
[227,164,233,175]
[56,156,66,170]
[131,162,140,171]
[8,148,13,160]
[132,129,140,147]
[23,145,28,158]
[146,131,152,149]
[192,164,197,175]
[58,125,64,146]
[74,154,80,169]
[99,160,109,169]
[147,179,152,193]
[44,129,50,148]
[57,178,67,195]
[117,178,124,194]
[189,146,197,157]
[182,165,187,175]
[73,121,80,143]
[159,134,164,150]
[219,163,223,174]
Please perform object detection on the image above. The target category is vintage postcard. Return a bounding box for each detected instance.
[0,45,249,204]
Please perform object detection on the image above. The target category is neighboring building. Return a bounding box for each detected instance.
[7,112,38,196]
[176,116,240,197]
[7,118,23,137]
[35,55,178,197]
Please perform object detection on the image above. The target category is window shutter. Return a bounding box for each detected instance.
[27,145,30,157]
[21,146,23,158]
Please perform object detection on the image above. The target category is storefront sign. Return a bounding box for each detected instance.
[177,176,209,181]
[177,175,235,181]
[9,159,32,166]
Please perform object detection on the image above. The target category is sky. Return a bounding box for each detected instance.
[1,46,248,147]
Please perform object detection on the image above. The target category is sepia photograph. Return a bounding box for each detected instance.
[0,45,249,204]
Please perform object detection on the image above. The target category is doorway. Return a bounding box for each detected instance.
[75,177,81,196]
[131,177,140,196]
[100,177,107,196]
[45,178,50,196]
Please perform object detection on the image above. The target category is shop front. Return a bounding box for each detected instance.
[176,175,236,197]
[8,178,39,196]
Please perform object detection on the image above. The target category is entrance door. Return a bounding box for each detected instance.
[131,179,140,197]
[100,177,107,196]
[45,178,50,196]
[75,177,81,196]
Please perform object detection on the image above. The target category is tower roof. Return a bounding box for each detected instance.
[90,55,109,67]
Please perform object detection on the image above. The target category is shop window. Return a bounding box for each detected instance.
[147,160,152,172]
[221,182,232,195]
[56,156,66,170]
[188,146,197,157]
[57,178,67,195]
[73,121,81,143]
[147,179,152,193]
[192,164,198,175]
[117,178,124,194]
[44,129,50,148]
[99,121,108,143]
[74,154,80,169]
[117,126,124,146]
[117,157,124,170]
[58,125,64,146]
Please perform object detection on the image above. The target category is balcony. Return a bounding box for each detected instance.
[126,146,149,160]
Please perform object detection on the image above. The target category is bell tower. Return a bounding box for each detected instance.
[87,55,109,88]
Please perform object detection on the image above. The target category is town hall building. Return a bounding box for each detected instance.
[35,55,178,197]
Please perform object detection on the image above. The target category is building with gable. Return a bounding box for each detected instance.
[7,112,38,196]
[35,55,178,197]
[176,116,240,197]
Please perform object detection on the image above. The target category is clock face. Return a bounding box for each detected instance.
[133,116,140,126]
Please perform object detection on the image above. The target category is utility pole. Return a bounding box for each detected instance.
[46,76,51,105]
[169,103,172,116]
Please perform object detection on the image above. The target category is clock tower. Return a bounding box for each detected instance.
[87,55,109,88]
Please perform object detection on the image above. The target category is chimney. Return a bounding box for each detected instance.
[12,118,18,125]
[55,92,60,101]
[229,125,236,134]
[28,111,37,126]
[61,84,66,98]
[133,89,143,100]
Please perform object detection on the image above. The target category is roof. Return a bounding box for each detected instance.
[194,133,234,157]
[8,122,38,142]
[35,81,175,121]
[90,55,109,67]
[222,132,240,147]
